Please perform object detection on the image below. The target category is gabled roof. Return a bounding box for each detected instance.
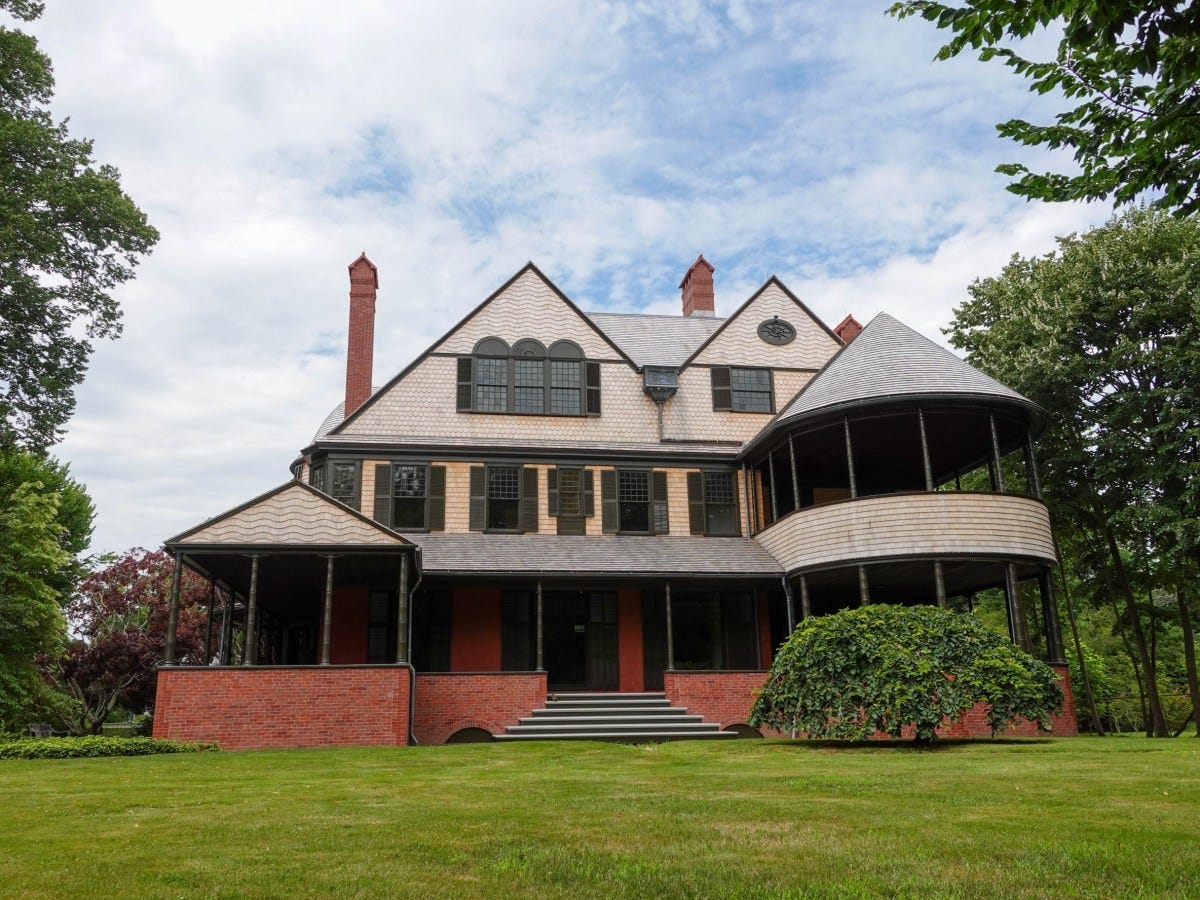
[749,313,1042,449]
[411,533,782,577]
[586,312,725,368]
[165,480,412,549]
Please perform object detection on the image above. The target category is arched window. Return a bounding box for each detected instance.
[456,337,599,416]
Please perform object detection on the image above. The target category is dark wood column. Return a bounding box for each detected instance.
[934,560,947,608]
[204,580,216,663]
[918,409,934,491]
[535,579,545,673]
[844,418,858,498]
[320,555,335,665]
[664,582,675,672]
[782,575,796,632]
[395,554,409,665]
[1025,433,1042,498]
[741,463,753,535]
[1004,563,1030,652]
[858,565,870,606]
[767,451,779,523]
[243,554,260,666]
[1039,568,1067,664]
[989,412,1007,492]
[165,551,182,665]
[799,573,812,620]
[788,435,801,510]
[220,589,235,665]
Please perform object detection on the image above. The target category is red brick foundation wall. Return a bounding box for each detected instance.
[664,663,1079,738]
[413,672,547,745]
[153,665,409,750]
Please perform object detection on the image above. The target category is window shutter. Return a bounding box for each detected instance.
[585,362,601,415]
[373,463,392,527]
[711,367,732,410]
[687,472,705,535]
[547,468,559,516]
[600,470,617,533]
[427,465,446,531]
[521,467,539,533]
[583,469,595,517]
[651,470,669,534]
[456,357,473,411]
[468,466,486,531]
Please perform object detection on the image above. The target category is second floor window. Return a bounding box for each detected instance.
[371,462,445,531]
[600,469,669,534]
[457,337,600,416]
[711,366,774,413]
[469,465,539,532]
[548,466,595,535]
[309,459,360,510]
[687,470,741,535]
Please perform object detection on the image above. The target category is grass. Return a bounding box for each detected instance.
[1,736,1197,898]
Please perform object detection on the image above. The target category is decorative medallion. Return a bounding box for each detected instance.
[757,316,796,345]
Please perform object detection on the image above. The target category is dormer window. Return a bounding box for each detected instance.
[457,337,600,416]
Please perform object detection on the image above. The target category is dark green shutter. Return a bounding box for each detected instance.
[585,362,601,415]
[711,367,732,410]
[373,462,392,527]
[600,470,617,533]
[547,468,559,516]
[583,469,595,517]
[457,357,473,411]
[520,467,539,533]
[687,472,705,535]
[468,466,486,531]
[427,465,446,531]
[651,470,669,534]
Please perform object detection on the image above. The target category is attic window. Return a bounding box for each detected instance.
[457,338,600,416]
[711,366,774,413]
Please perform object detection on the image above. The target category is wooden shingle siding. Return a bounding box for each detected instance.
[692,282,840,368]
[754,493,1056,572]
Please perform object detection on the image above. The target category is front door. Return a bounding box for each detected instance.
[545,590,618,691]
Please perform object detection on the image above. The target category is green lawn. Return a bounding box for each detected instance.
[1,737,1197,898]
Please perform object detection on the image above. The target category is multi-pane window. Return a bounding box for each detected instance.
[548,466,593,535]
[601,469,668,533]
[392,465,428,529]
[617,471,651,533]
[688,471,739,535]
[308,459,359,510]
[558,468,582,516]
[711,366,774,413]
[457,337,599,416]
[487,466,521,530]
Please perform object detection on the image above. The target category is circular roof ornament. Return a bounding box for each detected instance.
[757,316,796,346]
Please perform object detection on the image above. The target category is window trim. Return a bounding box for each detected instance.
[688,469,741,536]
[711,365,775,414]
[308,457,361,511]
[459,337,598,418]
[602,467,669,535]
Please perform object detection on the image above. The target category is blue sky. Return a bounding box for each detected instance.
[19,1,1109,554]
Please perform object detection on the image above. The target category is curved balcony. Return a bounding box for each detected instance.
[754,491,1055,575]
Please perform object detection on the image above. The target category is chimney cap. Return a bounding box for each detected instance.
[679,254,714,289]
[348,252,379,288]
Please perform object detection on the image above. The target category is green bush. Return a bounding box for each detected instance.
[750,604,1063,743]
[0,736,217,759]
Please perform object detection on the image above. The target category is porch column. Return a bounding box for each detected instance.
[165,551,182,665]
[858,565,870,606]
[767,451,779,523]
[1025,433,1043,498]
[918,409,934,491]
[535,579,545,672]
[395,554,409,665]
[741,463,753,535]
[934,560,947,608]
[799,573,812,620]
[320,555,335,665]
[664,582,675,672]
[204,580,216,663]
[1039,568,1067,664]
[989,412,1007,492]
[220,588,234,665]
[781,575,796,632]
[1004,563,1030,652]
[844,418,858,498]
[243,554,260,666]
[788,435,801,510]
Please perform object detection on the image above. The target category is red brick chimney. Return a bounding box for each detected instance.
[344,252,378,419]
[835,314,863,344]
[680,255,715,317]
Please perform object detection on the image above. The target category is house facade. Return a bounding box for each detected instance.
[153,254,1077,749]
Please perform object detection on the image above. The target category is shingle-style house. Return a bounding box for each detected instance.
[153,255,1077,748]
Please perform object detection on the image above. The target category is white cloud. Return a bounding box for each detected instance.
[12,0,1112,554]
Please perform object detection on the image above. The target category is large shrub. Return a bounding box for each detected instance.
[750,605,1063,743]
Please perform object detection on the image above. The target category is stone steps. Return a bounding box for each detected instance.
[496,691,736,743]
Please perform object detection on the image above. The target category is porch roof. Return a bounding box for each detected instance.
[164,480,413,551]
[410,533,783,578]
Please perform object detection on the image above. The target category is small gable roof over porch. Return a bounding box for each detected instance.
[165,480,413,551]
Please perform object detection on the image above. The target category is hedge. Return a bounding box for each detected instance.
[0,737,218,759]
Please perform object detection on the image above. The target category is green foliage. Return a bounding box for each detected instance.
[0,736,216,759]
[750,605,1063,743]
[0,0,159,449]
[889,2,1200,214]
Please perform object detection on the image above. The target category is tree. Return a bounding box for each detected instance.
[889,2,1200,215]
[0,448,92,733]
[1,0,159,450]
[947,208,1200,736]
[749,605,1063,744]
[41,549,207,734]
